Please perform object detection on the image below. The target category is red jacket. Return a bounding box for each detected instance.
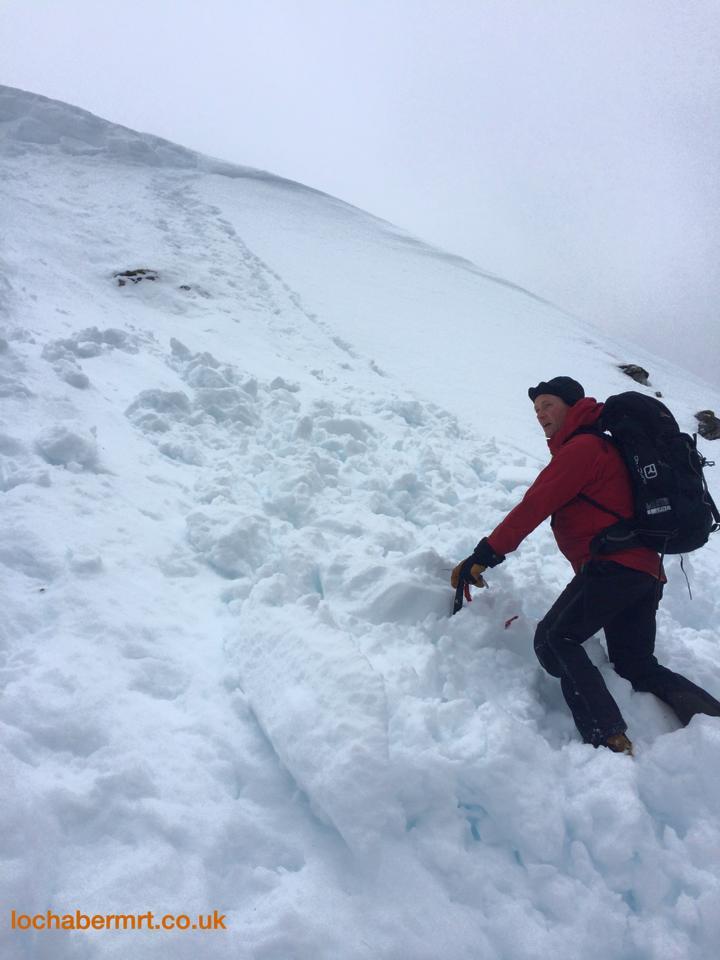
[487,398,662,578]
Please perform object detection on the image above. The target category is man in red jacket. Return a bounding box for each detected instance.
[451,376,720,755]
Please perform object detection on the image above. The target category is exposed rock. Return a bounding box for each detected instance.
[619,363,650,385]
[696,410,720,440]
[114,268,159,287]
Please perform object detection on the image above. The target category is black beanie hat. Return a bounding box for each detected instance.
[528,376,585,406]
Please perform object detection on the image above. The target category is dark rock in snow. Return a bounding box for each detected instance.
[619,364,650,386]
[696,410,720,440]
[114,268,159,287]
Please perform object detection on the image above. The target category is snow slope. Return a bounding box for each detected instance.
[2,85,720,959]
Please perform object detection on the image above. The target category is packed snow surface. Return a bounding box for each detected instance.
[2,86,720,959]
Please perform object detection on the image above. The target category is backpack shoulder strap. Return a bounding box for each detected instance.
[564,424,604,441]
[576,492,626,522]
[562,427,628,522]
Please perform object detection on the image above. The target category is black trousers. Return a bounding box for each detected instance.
[534,560,720,745]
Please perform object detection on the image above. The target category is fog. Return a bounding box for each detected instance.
[2,0,718,386]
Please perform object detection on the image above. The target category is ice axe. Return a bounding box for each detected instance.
[452,574,520,629]
[451,557,488,615]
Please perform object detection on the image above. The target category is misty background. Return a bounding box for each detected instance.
[1,0,718,387]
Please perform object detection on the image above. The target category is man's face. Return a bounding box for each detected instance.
[533,393,570,439]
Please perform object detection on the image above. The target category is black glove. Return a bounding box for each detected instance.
[471,537,506,568]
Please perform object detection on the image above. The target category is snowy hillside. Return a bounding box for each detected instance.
[2,85,720,960]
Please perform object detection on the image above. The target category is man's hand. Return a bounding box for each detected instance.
[451,559,487,589]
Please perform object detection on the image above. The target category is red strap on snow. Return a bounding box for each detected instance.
[504,615,519,629]
[463,582,473,603]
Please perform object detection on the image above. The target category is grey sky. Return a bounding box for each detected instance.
[2,0,718,386]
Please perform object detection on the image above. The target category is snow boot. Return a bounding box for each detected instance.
[664,688,720,726]
[605,733,634,755]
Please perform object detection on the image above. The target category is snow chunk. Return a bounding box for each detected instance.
[169,337,192,361]
[185,365,231,389]
[186,512,273,579]
[157,439,204,466]
[0,433,24,455]
[43,326,140,361]
[55,359,91,389]
[194,387,259,425]
[0,526,62,581]
[125,389,192,427]
[0,461,51,492]
[229,603,405,853]
[496,465,536,490]
[34,425,100,471]
[270,376,300,393]
[66,549,104,576]
[318,416,374,440]
[42,326,141,389]
[0,372,33,399]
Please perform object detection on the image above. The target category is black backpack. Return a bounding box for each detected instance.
[577,392,720,556]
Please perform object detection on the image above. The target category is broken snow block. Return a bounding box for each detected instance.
[619,363,650,385]
[113,268,159,287]
[696,410,720,440]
